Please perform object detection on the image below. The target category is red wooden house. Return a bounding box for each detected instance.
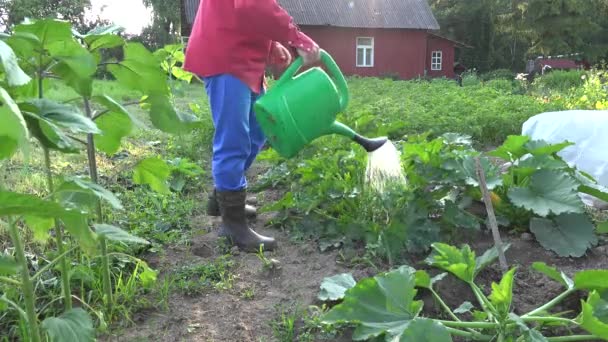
[181,0,466,80]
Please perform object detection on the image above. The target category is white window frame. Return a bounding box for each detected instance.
[431,50,442,71]
[356,37,374,68]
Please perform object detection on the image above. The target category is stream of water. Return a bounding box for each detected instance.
[365,140,407,192]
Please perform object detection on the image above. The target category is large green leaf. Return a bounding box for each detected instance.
[443,200,481,230]
[318,273,356,301]
[133,157,171,194]
[475,243,511,276]
[21,99,99,152]
[107,42,168,95]
[532,262,573,289]
[574,270,608,291]
[23,115,78,153]
[0,191,72,217]
[515,155,570,179]
[426,243,476,283]
[489,267,516,317]
[49,40,96,97]
[84,34,124,52]
[0,87,28,159]
[147,95,200,134]
[530,213,597,258]
[22,99,99,134]
[0,255,18,275]
[56,177,123,211]
[525,140,573,156]
[24,215,54,243]
[41,308,95,342]
[488,135,530,161]
[13,19,72,48]
[61,214,98,255]
[322,266,424,340]
[398,318,452,342]
[92,96,134,155]
[94,224,149,245]
[0,40,31,86]
[580,291,608,339]
[453,154,503,190]
[508,169,584,217]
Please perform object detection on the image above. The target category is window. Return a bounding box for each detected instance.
[356,37,374,67]
[431,51,442,71]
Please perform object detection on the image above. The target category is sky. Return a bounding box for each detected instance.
[88,0,153,34]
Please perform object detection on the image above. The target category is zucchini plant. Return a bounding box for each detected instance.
[320,243,608,341]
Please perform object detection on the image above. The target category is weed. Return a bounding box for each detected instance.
[270,304,339,342]
[240,286,256,300]
[173,256,235,296]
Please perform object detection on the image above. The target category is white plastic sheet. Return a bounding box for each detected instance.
[521,110,608,208]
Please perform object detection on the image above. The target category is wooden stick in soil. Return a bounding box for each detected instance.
[475,156,508,272]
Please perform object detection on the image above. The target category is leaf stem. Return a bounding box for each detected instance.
[44,148,72,311]
[7,217,42,342]
[471,283,498,318]
[546,336,600,342]
[520,316,577,325]
[0,294,27,321]
[437,319,498,329]
[430,288,462,322]
[0,276,20,286]
[91,100,141,121]
[522,288,575,318]
[83,96,113,316]
[444,326,493,341]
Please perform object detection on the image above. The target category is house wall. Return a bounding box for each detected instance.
[426,36,456,79]
[298,26,430,79]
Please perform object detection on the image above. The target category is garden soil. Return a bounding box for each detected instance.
[104,167,608,342]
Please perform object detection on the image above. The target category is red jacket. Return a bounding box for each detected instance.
[183,0,316,94]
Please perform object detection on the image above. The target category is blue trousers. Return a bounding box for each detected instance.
[204,74,266,191]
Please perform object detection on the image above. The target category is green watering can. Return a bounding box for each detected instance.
[254,49,387,159]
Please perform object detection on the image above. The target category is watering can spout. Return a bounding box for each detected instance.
[353,134,389,153]
[327,121,388,153]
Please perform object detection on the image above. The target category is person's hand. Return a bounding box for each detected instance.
[297,43,321,66]
[270,42,292,68]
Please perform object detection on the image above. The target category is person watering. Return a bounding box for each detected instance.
[184,0,321,252]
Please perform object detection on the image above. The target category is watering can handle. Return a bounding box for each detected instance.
[274,49,350,110]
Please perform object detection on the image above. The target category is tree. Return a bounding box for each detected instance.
[3,0,91,31]
[140,0,181,50]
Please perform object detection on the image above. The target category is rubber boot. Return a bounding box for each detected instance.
[216,190,277,252]
[207,188,257,218]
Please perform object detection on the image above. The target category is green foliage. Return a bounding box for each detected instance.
[322,243,608,341]
[317,273,356,301]
[0,17,200,341]
[323,266,426,340]
[133,157,171,194]
[173,257,235,296]
[41,308,94,342]
[429,0,608,71]
[532,70,586,93]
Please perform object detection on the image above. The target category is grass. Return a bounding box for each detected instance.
[172,255,235,296]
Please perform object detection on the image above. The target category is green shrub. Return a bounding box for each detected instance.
[481,68,514,81]
[532,70,586,93]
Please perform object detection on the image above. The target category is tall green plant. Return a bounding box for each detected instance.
[0,18,198,340]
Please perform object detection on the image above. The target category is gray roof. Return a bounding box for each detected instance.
[278,0,439,30]
[184,0,439,30]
